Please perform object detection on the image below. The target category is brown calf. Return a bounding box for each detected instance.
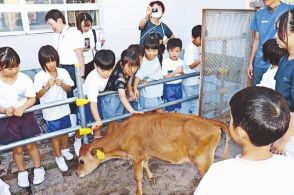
[76,113,231,195]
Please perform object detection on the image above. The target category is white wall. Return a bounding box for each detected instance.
[0,0,247,70]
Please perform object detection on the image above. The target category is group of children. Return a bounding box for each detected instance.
[0,22,202,189]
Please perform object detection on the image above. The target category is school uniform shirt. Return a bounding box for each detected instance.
[135,56,163,98]
[52,25,84,65]
[162,57,183,84]
[83,69,109,102]
[256,65,277,90]
[194,154,294,195]
[182,42,201,86]
[0,72,35,109]
[251,2,293,69]
[34,68,74,121]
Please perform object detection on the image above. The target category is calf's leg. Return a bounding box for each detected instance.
[133,160,144,195]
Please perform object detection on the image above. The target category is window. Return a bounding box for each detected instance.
[0,0,101,36]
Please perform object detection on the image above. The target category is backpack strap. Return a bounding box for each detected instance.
[92,29,97,49]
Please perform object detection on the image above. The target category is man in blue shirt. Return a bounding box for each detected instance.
[247,0,293,86]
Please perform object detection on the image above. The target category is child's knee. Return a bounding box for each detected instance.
[13,146,24,155]
[25,143,37,151]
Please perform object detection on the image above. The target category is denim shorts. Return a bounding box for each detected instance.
[180,84,199,114]
[163,83,182,112]
[139,96,163,109]
[0,112,40,145]
[47,115,71,133]
[76,97,103,125]
[100,94,124,119]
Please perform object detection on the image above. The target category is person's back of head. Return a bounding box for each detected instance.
[192,25,202,39]
[262,39,288,65]
[0,47,20,70]
[45,9,66,24]
[167,38,182,50]
[93,49,115,70]
[229,86,290,146]
[128,44,144,59]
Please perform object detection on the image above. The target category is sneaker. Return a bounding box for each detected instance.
[74,138,82,157]
[18,171,29,187]
[61,148,74,161]
[55,156,68,172]
[33,167,45,185]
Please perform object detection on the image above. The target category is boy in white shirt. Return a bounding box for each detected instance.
[181,25,202,114]
[194,86,294,195]
[74,49,115,156]
[162,38,183,112]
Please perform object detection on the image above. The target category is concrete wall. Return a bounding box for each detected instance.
[0,0,247,70]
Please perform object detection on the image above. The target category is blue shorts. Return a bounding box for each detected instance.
[139,96,163,109]
[163,83,182,112]
[77,97,103,125]
[100,94,124,119]
[47,115,71,133]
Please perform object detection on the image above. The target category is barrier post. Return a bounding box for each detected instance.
[74,64,89,144]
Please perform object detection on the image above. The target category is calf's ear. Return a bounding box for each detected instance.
[90,147,105,159]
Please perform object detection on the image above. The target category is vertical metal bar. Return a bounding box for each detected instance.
[75,64,88,144]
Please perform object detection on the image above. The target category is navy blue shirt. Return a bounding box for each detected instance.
[275,55,294,111]
[139,20,173,45]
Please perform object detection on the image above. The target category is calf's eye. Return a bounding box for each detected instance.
[79,159,85,164]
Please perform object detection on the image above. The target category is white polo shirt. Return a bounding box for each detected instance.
[182,42,201,86]
[34,68,74,121]
[53,26,84,65]
[83,69,109,102]
[162,57,183,84]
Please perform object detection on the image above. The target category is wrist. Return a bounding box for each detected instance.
[145,15,150,19]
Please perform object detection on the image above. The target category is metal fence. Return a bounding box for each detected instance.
[0,71,199,152]
[199,9,255,121]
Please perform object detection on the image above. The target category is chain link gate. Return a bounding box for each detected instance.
[199,9,256,122]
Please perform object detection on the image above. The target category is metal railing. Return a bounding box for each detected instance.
[0,71,199,152]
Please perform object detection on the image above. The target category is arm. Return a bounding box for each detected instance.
[118,88,137,113]
[89,101,103,130]
[14,97,36,117]
[189,59,201,69]
[133,76,141,99]
[127,81,136,101]
[74,48,85,78]
[247,31,259,79]
[0,106,14,116]
[139,6,152,30]
[162,34,175,45]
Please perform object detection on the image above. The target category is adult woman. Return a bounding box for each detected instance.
[139,1,175,46]
[76,12,105,78]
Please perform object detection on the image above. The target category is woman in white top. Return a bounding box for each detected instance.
[76,12,105,78]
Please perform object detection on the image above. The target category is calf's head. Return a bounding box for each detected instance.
[76,144,105,177]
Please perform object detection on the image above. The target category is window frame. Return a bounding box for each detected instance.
[0,0,101,36]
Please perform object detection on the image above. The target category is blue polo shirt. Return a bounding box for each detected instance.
[275,55,294,111]
[139,20,173,45]
[251,3,293,69]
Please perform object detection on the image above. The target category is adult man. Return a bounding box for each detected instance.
[247,0,292,85]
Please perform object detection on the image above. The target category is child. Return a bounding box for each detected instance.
[181,25,202,115]
[271,9,294,158]
[100,48,142,119]
[257,39,287,89]
[74,49,115,156]
[162,38,183,112]
[194,86,294,195]
[34,45,74,172]
[133,35,164,113]
[0,47,45,187]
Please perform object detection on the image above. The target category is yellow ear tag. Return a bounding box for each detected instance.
[96,150,105,160]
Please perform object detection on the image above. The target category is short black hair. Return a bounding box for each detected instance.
[45,9,66,24]
[262,39,287,65]
[128,44,144,58]
[229,86,290,146]
[76,12,93,32]
[149,1,165,13]
[93,49,115,70]
[38,45,60,72]
[192,25,202,39]
[167,38,182,50]
[0,47,20,69]
[144,34,163,65]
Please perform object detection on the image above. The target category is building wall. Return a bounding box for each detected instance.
[0,0,247,70]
